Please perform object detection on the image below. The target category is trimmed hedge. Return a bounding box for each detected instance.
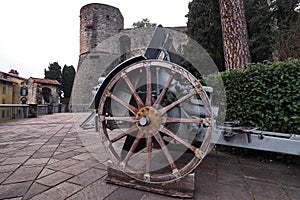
[220,59,300,134]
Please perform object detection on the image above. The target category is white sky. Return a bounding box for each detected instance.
[0,0,190,78]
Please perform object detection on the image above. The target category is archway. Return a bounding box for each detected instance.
[42,87,52,103]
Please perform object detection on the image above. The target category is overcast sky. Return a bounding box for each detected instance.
[0,0,190,78]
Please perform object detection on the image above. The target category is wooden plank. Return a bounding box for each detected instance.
[105,163,195,198]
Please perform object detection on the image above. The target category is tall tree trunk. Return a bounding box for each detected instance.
[219,0,251,70]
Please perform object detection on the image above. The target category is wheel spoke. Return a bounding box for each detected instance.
[159,90,196,115]
[110,93,139,114]
[162,117,210,124]
[153,131,177,171]
[198,91,212,117]
[122,75,145,108]
[160,125,197,153]
[153,71,176,108]
[146,67,152,106]
[111,126,138,143]
[146,133,152,173]
[122,131,144,164]
[104,116,136,123]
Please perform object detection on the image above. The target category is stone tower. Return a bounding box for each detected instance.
[79,3,124,57]
[71,3,124,111]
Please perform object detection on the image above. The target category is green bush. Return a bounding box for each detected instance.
[221,59,300,134]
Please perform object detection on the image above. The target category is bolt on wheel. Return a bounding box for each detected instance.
[98,60,213,183]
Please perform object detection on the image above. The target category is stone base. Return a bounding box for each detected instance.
[105,162,195,198]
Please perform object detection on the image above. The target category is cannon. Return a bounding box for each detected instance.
[83,26,300,197]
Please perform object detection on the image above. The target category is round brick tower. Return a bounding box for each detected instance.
[71,3,124,112]
[79,3,124,56]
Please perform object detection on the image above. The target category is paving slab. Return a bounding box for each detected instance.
[271,169,300,188]
[60,159,99,175]
[0,156,30,165]
[67,167,106,186]
[38,168,56,179]
[104,186,145,200]
[246,179,290,200]
[0,181,32,199]
[46,158,80,171]
[0,172,11,184]
[31,151,54,159]
[194,170,218,200]
[66,178,118,200]
[24,158,49,166]
[36,171,74,187]
[72,152,94,161]
[0,113,298,200]
[0,163,21,173]
[51,151,82,161]
[30,182,83,200]
[283,186,300,200]
[23,182,50,200]
[3,166,43,184]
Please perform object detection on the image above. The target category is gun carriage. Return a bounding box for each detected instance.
[82,26,299,197]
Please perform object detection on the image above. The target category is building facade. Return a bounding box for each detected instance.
[7,69,29,104]
[0,74,14,105]
[0,72,15,121]
[27,77,61,105]
[0,70,29,104]
[0,70,61,122]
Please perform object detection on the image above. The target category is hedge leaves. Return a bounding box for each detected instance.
[221,59,300,134]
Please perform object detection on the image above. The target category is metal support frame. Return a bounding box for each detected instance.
[196,127,300,156]
[79,110,98,131]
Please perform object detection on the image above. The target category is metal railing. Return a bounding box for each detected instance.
[0,104,65,122]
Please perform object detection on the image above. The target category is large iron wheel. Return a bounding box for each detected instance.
[98,60,213,183]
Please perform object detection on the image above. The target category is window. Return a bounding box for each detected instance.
[0,73,7,79]
[2,99,5,104]
[2,86,6,94]
[21,81,28,85]
[20,87,28,96]
[1,110,5,118]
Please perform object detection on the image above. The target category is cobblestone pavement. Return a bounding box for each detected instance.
[0,113,299,200]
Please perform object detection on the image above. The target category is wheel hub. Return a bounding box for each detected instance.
[136,106,161,133]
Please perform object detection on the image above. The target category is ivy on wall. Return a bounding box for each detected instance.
[220,59,300,134]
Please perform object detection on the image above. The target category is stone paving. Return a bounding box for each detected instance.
[0,113,299,200]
